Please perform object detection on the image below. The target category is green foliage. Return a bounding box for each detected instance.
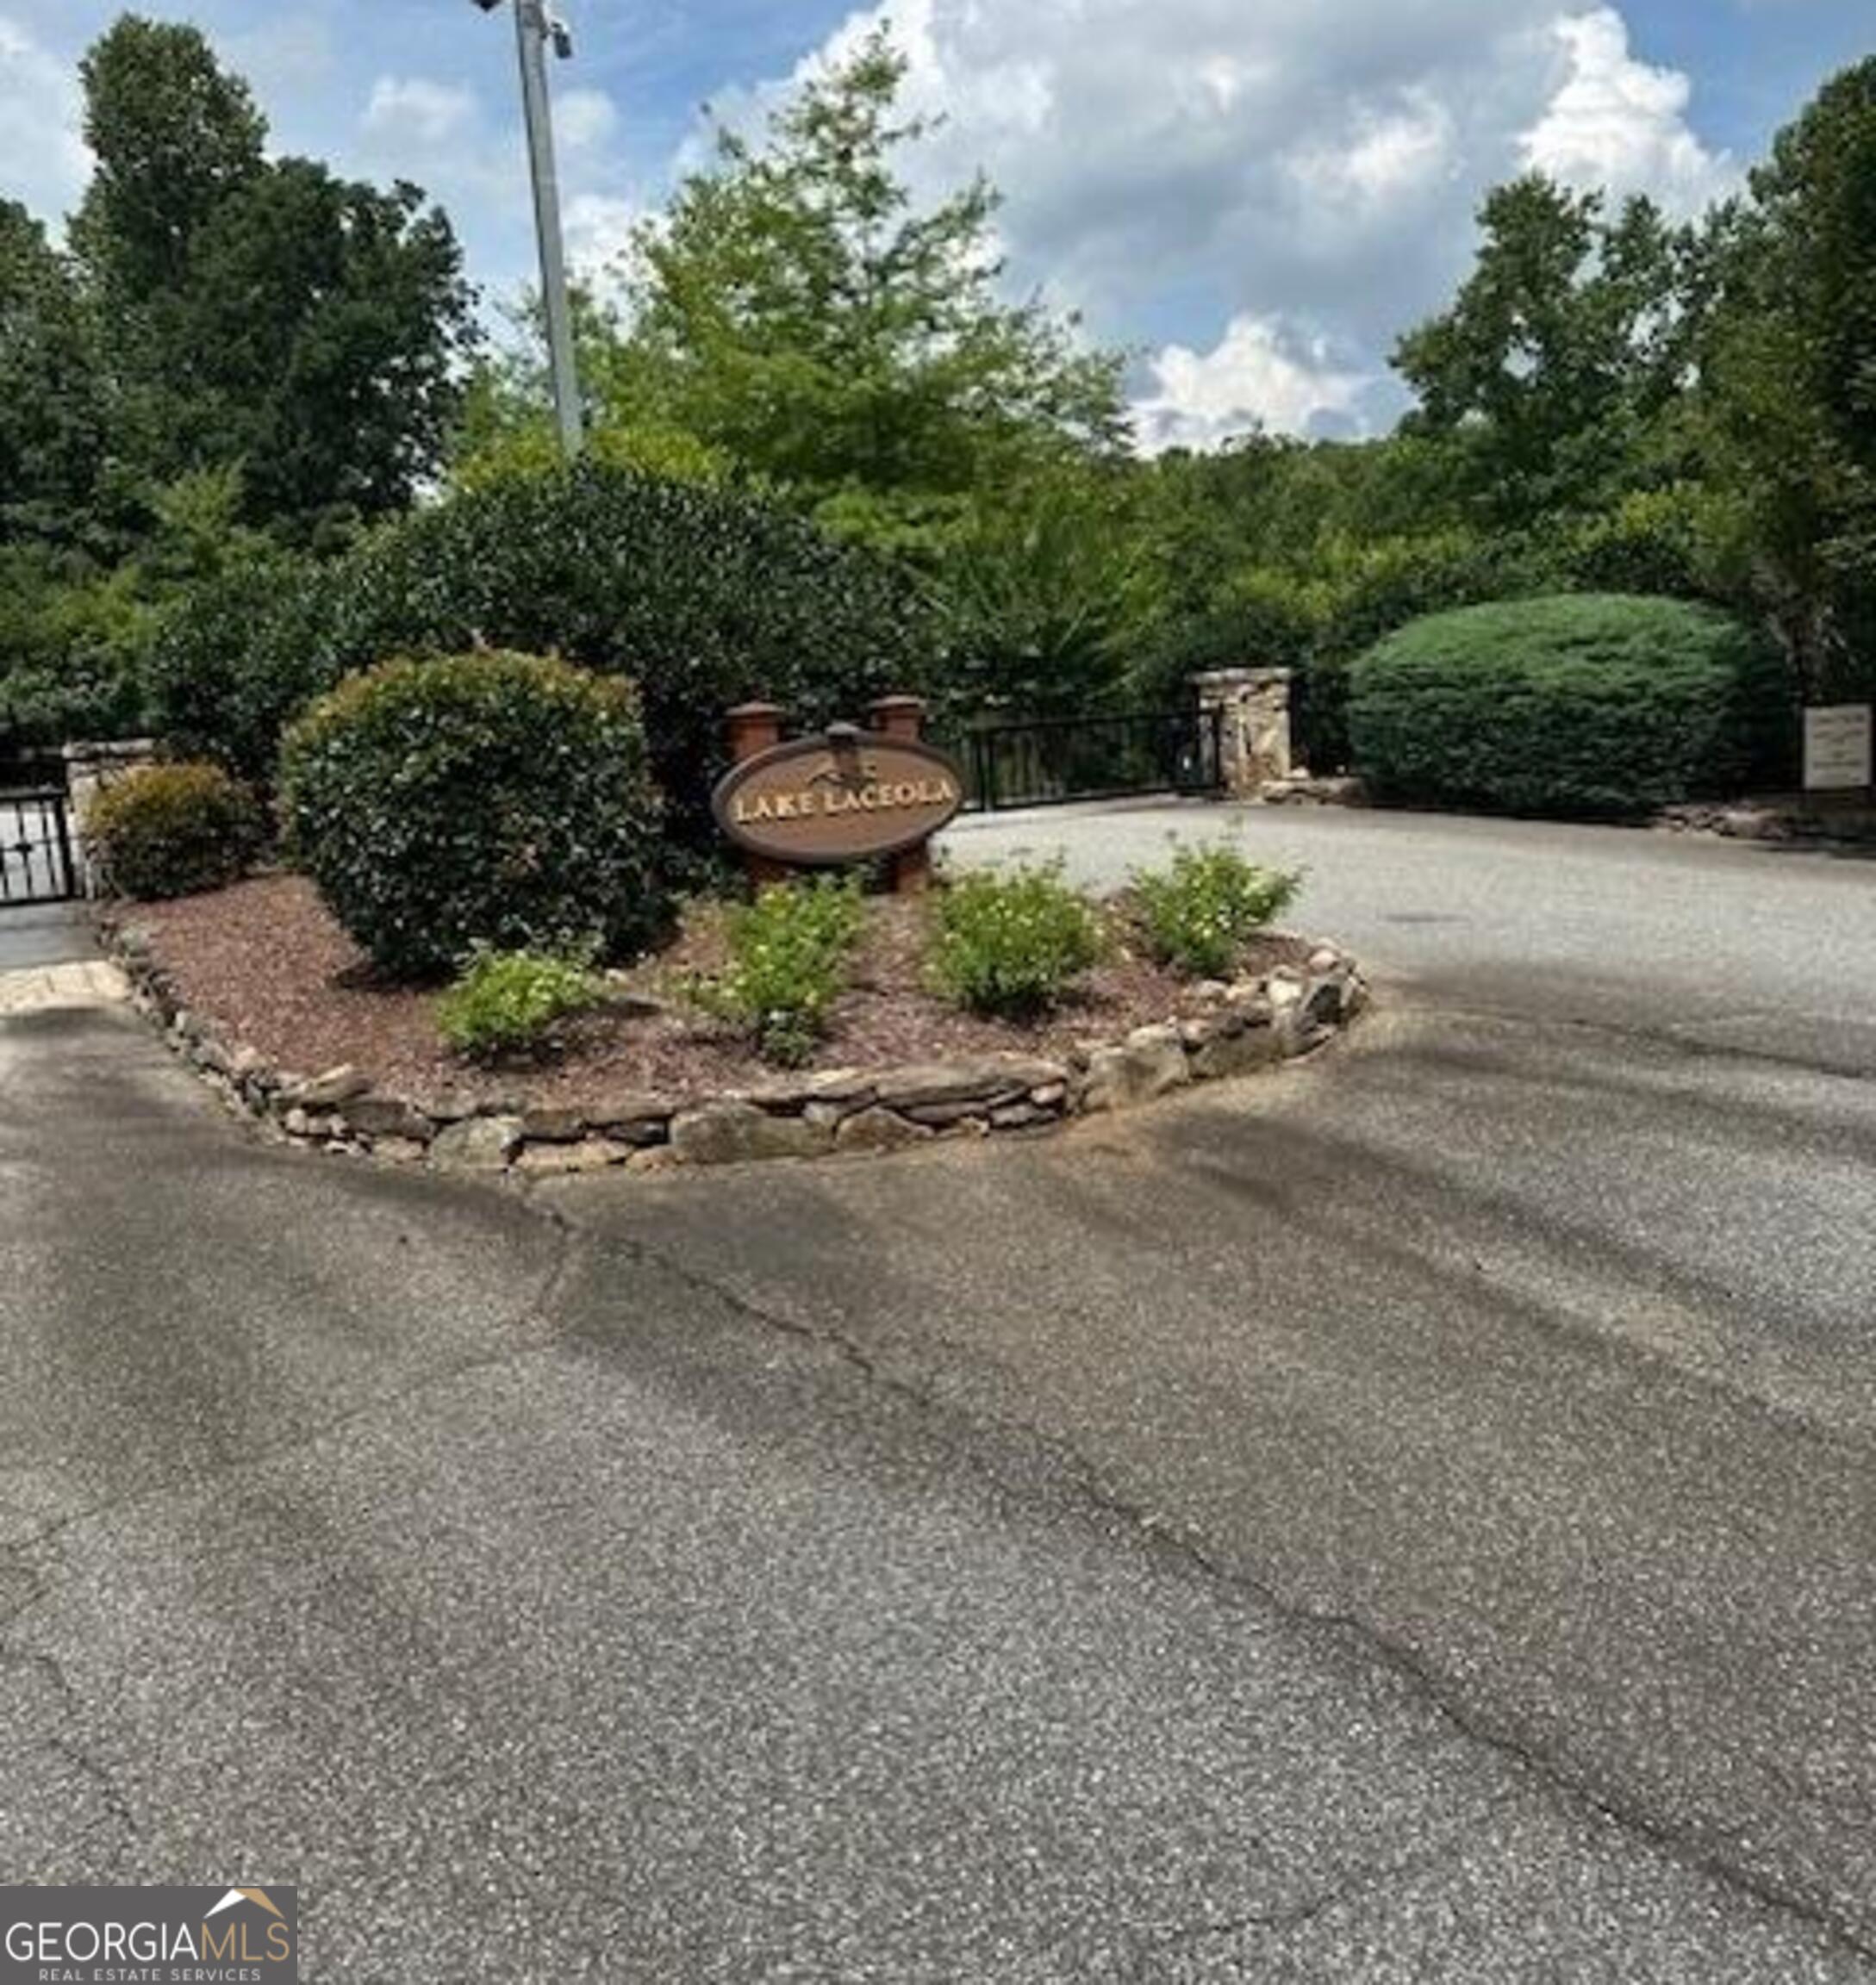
[173,159,476,531]
[84,761,261,900]
[436,947,603,1063]
[63,16,474,545]
[693,875,866,1066]
[72,15,266,301]
[482,28,1127,510]
[1694,58,1876,696]
[1131,845,1301,980]
[279,650,666,980]
[1349,595,1789,818]
[0,202,107,548]
[926,473,1155,719]
[1394,177,1696,526]
[929,862,1102,1018]
[157,460,935,862]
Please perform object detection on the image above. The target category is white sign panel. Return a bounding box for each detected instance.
[1804,704,1873,792]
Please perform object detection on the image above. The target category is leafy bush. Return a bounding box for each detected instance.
[1299,533,1555,773]
[150,460,937,860]
[280,650,665,980]
[693,874,866,1067]
[437,947,602,1062]
[1132,844,1301,979]
[1349,594,1790,818]
[85,762,261,899]
[929,862,1102,1018]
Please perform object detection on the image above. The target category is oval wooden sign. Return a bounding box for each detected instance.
[712,729,966,867]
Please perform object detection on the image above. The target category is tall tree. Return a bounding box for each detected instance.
[0,202,106,546]
[178,161,476,527]
[72,15,265,301]
[595,29,1129,509]
[68,14,475,538]
[1393,176,1695,528]
[1698,59,1876,692]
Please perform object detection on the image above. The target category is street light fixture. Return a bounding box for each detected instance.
[471,0,584,457]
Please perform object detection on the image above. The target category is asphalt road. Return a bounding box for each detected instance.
[3,806,1873,1980]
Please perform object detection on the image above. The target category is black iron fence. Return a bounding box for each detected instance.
[947,708,1225,813]
[0,752,79,905]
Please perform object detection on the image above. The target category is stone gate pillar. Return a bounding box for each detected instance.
[1193,670,1293,797]
[63,738,158,895]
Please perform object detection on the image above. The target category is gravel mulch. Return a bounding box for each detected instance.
[127,874,1313,1108]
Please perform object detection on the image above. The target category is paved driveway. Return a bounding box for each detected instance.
[2,808,1873,1981]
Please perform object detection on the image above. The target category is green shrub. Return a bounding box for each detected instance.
[437,947,603,1061]
[151,460,936,860]
[1132,844,1301,979]
[693,874,866,1067]
[929,862,1102,1018]
[1300,533,1555,774]
[1348,594,1789,818]
[85,762,262,900]
[280,650,665,980]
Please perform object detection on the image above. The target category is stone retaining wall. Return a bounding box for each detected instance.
[107,922,1368,1177]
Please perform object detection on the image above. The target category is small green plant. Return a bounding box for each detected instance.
[929,862,1102,1018]
[437,946,602,1062]
[693,874,866,1067]
[1131,843,1301,979]
[85,762,263,900]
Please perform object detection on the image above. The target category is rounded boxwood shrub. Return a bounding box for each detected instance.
[1348,594,1789,818]
[85,762,262,900]
[150,461,937,863]
[280,650,665,980]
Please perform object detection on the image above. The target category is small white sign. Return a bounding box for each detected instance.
[1804,704,1873,792]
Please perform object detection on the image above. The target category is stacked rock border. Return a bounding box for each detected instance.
[106,921,1368,1177]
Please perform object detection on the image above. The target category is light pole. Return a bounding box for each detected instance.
[472,0,584,457]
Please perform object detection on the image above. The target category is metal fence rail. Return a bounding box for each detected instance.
[0,758,79,905]
[949,709,1225,813]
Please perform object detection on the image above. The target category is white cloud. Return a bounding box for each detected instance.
[1289,90,1457,211]
[564,191,639,283]
[1136,316,1374,453]
[556,87,620,152]
[0,13,90,229]
[751,0,1734,445]
[365,76,478,146]
[1521,8,1736,213]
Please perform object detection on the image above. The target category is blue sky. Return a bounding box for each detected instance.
[2,0,1869,445]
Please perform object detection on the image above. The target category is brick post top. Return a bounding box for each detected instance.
[726,703,785,764]
[868,694,927,742]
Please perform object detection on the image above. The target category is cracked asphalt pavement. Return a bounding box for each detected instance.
[3,806,1874,1980]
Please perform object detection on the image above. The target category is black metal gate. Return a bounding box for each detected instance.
[0,754,80,905]
[954,708,1225,812]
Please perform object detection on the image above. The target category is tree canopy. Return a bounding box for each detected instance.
[462,30,1130,532]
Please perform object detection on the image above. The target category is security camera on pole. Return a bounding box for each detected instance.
[471,0,584,457]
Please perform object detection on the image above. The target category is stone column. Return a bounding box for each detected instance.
[63,738,158,895]
[1193,670,1294,797]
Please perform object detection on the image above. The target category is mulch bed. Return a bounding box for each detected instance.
[126,874,1314,1109]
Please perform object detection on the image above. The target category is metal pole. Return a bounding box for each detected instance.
[514,0,584,456]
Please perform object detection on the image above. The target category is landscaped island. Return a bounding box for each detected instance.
[108,868,1364,1175]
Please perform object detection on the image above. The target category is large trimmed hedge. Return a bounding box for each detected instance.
[281,650,664,979]
[149,461,938,857]
[1347,594,1789,817]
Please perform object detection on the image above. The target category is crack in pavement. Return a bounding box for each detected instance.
[0,1629,140,1851]
[592,1210,1876,1969]
[1134,1805,1522,1963]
